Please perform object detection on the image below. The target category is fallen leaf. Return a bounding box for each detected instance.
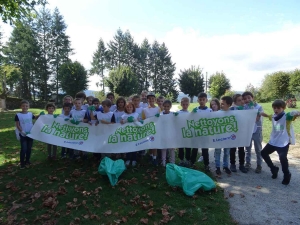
[165,192,171,197]
[140,218,148,224]
[202,216,208,221]
[177,209,186,217]
[161,209,169,216]
[73,198,78,203]
[83,214,89,219]
[104,210,112,216]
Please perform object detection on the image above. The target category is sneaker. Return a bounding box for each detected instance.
[20,164,25,169]
[204,165,210,173]
[230,164,237,172]
[223,167,232,174]
[245,162,251,170]
[255,165,262,173]
[239,165,248,173]
[282,173,291,185]
[161,160,166,167]
[125,160,130,166]
[216,167,221,175]
[132,161,137,167]
[152,159,158,166]
[271,166,279,179]
[198,156,203,162]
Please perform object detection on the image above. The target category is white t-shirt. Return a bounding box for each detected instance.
[70,109,86,121]
[121,112,139,121]
[95,111,114,123]
[59,113,71,119]
[135,107,143,120]
[178,109,189,114]
[142,106,160,119]
[110,104,117,112]
[114,110,125,123]
[195,106,212,113]
[139,102,148,108]
[15,112,34,135]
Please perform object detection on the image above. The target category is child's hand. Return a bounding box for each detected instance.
[70,118,80,125]
[53,114,59,118]
[120,119,125,124]
[25,131,30,135]
[101,120,108,124]
[139,120,144,124]
[88,105,95,111]
[192,107,198,113]
[237,106,244,110]
[173,112,179,116]
[127,116,134,122]
[155,113,160,117]
[39,111,45,115]
[21,130,27,136]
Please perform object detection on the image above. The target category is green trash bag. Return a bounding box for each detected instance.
[98,157,126,186]
[166,163,216,196]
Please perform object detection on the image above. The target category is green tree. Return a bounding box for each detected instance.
[258,74,274,101]
[138,38,151,92]
[1,64,22,92]
[289,69,300,96]
[59,61,89,98]
[270,71,290,99]
[50,7,72,101]
[107,28,125,69]
[178,66,204,103]
[208,71,231,99]
[0,0,43,24]
[105,66,138,96]
[90,38,107,92]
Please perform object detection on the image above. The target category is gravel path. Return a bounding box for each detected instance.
[207,148,300,225]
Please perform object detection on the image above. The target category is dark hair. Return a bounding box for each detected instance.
[210,98,220,110]
[233,94,242,103]
[116,97,126,109]
[63,103,72,109]
[157,96,165,100]
[20,100,29,105]
[92,98,100,104]
[45,103,56,110]
[102,99,112,107]
[124,102,136,113]
[106,92,115,98]
[198,92,207,98]
[272,99,286,109]
[242,91,253,98]
[163,100,172,106]
[75,91,86,99]
[221,96,233,106]
[132,95,140,100]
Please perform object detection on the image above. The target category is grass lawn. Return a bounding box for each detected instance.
[0,109,233,225]
[174,102,300,143]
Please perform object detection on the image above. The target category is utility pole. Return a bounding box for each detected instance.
[204,72,208,93]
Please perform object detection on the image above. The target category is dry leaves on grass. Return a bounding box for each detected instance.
[177,209,186,217]
[140,218,148,224]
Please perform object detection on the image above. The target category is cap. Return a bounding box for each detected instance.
[147,92,155,98]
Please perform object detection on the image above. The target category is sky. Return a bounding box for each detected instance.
[1,0,300,91]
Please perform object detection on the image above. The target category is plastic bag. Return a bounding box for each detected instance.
[98,157,126,186]
[15,128,20,141]
[166,163,216,196]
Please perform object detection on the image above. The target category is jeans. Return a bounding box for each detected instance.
[126,152,137,161]
[178,148,198,164]
[61,147,73,158]
[230,147,245,165]
[20,135,33,165]
[201,148,209,166]
[261,143,290,175]
[214,148,230,168]
[245,131,262,166]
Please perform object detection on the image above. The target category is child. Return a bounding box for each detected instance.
[260,100,299,185]
[242,91,264,173]
[70,98,86,159]
[85,98,102,122]
[160,100,175,167]
[193,92,212,172]
[107,92,117,112]
[61,95,73,114]
[142,92,160,165]
[86,95,94,107]
[139,90,148,108]
[114,97,126,123]
[91,99,116,125]
[59,103,72,159]
[45,103,58,160]
[15,100,36,169]
[121,102,139,167]
[132,95,143,121]
[74,92,88,111]
[177,97,197,167]
[214,96,232,175]
[229,94,248,173]
[156,96,164,112]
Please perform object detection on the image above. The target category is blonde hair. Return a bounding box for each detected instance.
[181,97,190,103]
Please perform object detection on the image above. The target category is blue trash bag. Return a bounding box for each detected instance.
[98,157,126,186]
[166,163,216,196]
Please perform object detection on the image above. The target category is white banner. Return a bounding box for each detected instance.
[28,110,257,153]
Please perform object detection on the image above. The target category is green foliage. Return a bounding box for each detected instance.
[222,89,235,98]
[271,71,290,99]
[208,71,231,99]
[178,66,204,103]
[0,0,43,24]
[105,66,138,97]
[59,61,89,97]
[1,64,22,91]
[289,69,300,95]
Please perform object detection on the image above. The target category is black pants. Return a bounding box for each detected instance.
[230,147,245,165]
[261,143,289,175]
[201,148,209,166]
[178,148,198,164]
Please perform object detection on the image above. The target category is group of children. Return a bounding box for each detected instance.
[15,90,299,185]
